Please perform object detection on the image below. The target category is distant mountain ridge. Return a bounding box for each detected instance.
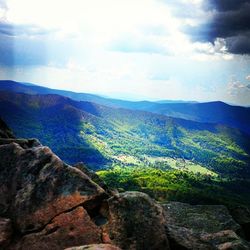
[1,80,250,135]
[0,90,250,178]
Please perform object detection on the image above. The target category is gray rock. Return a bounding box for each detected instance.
[163,202,249,250]
[105,191,170,250]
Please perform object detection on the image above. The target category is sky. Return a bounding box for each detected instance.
[0,0,250,105]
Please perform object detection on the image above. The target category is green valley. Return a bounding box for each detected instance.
[1,91,250,206]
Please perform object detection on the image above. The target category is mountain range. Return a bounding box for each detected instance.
[1,80,250,135]
[1,79,250,206]
[0,87,250,180]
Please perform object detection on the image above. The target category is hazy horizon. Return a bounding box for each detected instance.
[0,0,250,105]
[2,79,249,107]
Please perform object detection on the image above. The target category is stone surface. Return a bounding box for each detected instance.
[0,217,12,248]
[200,230,250,250]
[14,207,102,250]
[0,138,41,148]
[73,162,111,194]
[65,243,121,250]
[0,142,106,233]
[105,191,170,250]
[163,202,249,250]
[164,202,241,234]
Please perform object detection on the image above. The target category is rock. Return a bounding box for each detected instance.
[166,225,212,249]
[0,142,107,233]
[163,202,242,234]
[14,207,102,250]
[0,118,15,138]
[163,202,248,250]
[0,120,110,249]
[73,163,110,193]
[229,206,250,241]
[0,138,42,148]
[65,243,121,250]
[200,230,250,250]
[0,217,12,248]
[166,226,250,250]
[105,191,170,250]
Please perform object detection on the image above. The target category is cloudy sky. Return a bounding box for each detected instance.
[0,0,250,105]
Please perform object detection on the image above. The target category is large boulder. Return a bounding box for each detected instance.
[0,134,111,250]
[14,207,102,250]
[163,202,250,250]
[104,191,170,250]
[0,142,107,234]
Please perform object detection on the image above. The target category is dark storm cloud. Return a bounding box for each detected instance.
[226,33,250,54]
[204,0,249,11]
[185,0,250,54]
[205,1,250,39]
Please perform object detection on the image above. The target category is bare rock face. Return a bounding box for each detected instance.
[105,191,170,250]
[0,138,41,148]
[15,207,102,250]
[0,142,106,234]
[200,230,250,250]
[0,126,109,250]
[73,162,111,194]
[65,243,121,250]
[163,202,250,250]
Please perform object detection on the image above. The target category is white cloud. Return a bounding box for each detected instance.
[225,77,250,105]
[1,0,250,105]
[4,0,231,60]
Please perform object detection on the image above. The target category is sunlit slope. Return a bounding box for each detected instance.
[0,91,249,178]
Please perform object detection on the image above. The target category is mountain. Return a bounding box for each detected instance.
[1,80,250,135]
[0,90,250,180]
[1,120,250,249]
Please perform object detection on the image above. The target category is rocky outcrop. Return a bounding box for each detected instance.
[0,138,41,148]
[163,202,250,249]
[0,142,107,234]
[0,121,108,249]
[105,192,170,250]
[0,118,250,250]
[14,207,102,250]
[73,162,112,195]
